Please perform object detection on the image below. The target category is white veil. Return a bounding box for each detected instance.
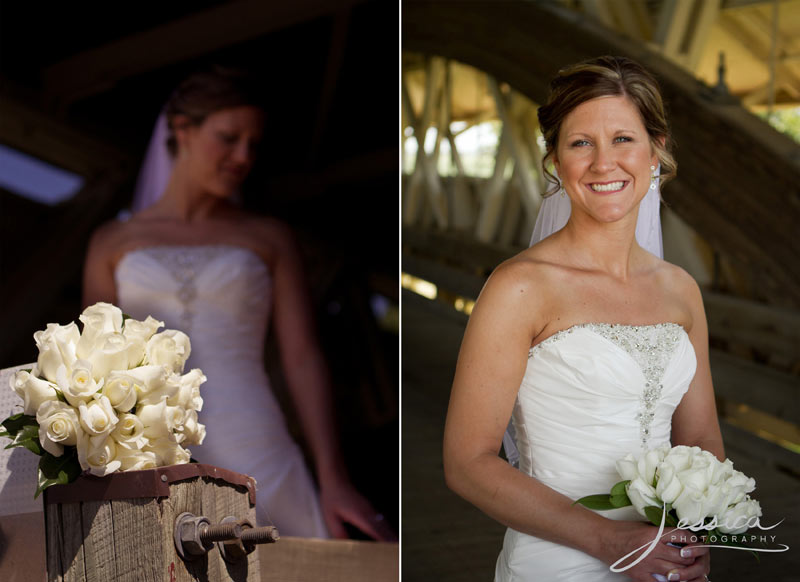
[131,111,173,213]
[502,168,663,467]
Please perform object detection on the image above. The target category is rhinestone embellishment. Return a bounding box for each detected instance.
[530,323,684,446]
[146,246,230,333]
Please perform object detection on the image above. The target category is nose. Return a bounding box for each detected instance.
[231,139,255,166]
[590,143,616,173]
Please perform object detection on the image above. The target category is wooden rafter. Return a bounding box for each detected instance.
[43,0,366,106]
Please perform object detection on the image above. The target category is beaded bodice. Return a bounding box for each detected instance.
[511,322,696,501]
[114,244,272,376]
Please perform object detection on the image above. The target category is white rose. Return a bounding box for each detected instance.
[710,457,735,485]
[76,302,123,358]
[36,401,83,457]
[33,322,80,383]
[636,447,665,486]
[725,471,756,505]
[718,497,762,534]
[125,365,170,397]
[10,370,58,416]
[59,360,101,407]
[102,372,139,412]
[145,330,191,373]
[144,436,191,466]
[170,369,206,411]
[78,395,119,437]
[121,316,163,367]
[662,445,696,473]
[134,369,180,407]
[77,434,121,476]
[672,484,712,527]
[136,399,185,440]
[85,332,131,381]
[117,448,158,472]
[177,409,206,446]
[627,477,660,516]
[655,462,684,504]
[676,456,714,493]
[110,413,148,450]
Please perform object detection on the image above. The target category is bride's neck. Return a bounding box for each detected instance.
[150,170,224,222]
[560,214,642,280]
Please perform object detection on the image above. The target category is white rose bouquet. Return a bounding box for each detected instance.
[1,302,207,497]
[575,444,763,548]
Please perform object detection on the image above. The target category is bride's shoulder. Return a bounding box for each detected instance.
[481,248,563,302]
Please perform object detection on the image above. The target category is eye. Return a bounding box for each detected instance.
[570,139,591,147]
[218,132,238,144]
[614,136,633,143]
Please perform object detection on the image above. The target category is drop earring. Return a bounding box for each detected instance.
[649,165,657,190]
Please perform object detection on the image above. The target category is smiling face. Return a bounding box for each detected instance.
[175,105,265,198]
[553,95,658,225]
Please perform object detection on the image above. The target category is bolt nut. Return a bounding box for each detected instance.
[174,512,214,560]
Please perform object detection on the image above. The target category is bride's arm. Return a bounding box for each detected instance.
[670,274,725,459]
[443,259,700,581]
[82,222,119,307]
[268,221,394,541]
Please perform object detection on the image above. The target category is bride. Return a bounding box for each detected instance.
[443,56,721,581]
[82,65,394,541]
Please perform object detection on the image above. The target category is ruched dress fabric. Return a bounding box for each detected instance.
[495,323,697,581]
[115,244,329,538]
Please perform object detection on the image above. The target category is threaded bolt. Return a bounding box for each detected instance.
[241,526,280,545]
[199,522,242,543]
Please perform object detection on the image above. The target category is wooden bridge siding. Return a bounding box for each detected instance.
[402,0,800,307]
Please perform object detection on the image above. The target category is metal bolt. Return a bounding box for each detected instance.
[241,526,279,545]
[199,522,242,543]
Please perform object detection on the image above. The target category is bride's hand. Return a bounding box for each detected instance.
[319,478,397,542]
[599,521,710,582]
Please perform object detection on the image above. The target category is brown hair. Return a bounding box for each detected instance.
[537,55,676,195]
[164,65,266,156]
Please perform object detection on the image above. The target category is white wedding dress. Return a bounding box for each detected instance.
[495,322,697,581]
[115,244,329,538]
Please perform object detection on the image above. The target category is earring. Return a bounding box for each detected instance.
[559,184,566,197]
[649,165,658,190]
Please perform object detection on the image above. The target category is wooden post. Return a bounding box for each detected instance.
[44,464,260,582]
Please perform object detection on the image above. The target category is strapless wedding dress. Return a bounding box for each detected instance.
[496,323,697,581]
[116,244,329,538]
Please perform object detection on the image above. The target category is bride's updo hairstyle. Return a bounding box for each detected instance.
[164,65,266,157]
[537,55,676,196]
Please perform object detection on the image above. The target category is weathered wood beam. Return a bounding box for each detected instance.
[403,0,800,306]
[307,7,351,168]
[43,0,366,106]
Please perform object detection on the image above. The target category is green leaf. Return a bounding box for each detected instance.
[610,494,632,508]
[4,424,42,455]
[1,414,37,437]
[35,449,82,498]
[574,494,615,510]
[644,505,669,527]
[610,480,630,497]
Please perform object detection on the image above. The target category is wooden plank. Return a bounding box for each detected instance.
[711,349,800,424]
[111,499,162,582]
[258,538,398,582]
[60,503,86,582]
[81,501,117,582]
[720,419,800,472]
[45,503,63,582]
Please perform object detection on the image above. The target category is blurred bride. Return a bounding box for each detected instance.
[82,64,394,541]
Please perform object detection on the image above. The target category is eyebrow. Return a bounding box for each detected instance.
[565,128,639,138]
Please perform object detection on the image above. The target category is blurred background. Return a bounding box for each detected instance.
[401,1,799,580]
[0,0,398,535]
